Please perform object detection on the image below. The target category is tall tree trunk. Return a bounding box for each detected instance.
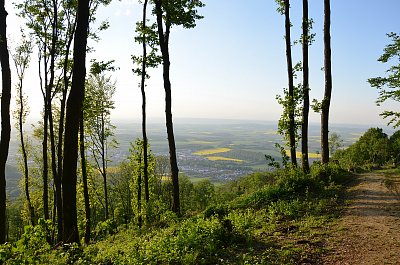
[155,1,180,215]
[140,0,149,203]
[48,0,59,239]
[284,0,297,166]
[101,112,108,220]
[137,150,142,228]
[0,2,11,244]
[321,0,332,164]
[55,22,75,243]
[79,116,90,244]
[43,110,50,220]
[301,0,310,173]
[18,79,35,226]
[62,0,90,244]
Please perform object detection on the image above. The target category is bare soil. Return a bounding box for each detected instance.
[321,173,400,264]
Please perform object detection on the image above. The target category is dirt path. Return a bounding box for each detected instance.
[322,173,400,264]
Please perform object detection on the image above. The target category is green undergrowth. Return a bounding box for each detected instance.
[0,163,350,264]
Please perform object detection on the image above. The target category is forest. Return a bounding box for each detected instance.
[0,0,400,264]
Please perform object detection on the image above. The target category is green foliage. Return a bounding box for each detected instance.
[274,0,286,15]
[1,165,346,264]
[334,128,391,170]
[132,21,162,78]
[216,172,275,203]
[390,130,400,165]
[156,0,205,29]
[328,132,343,156]
[300,18,316,46]
[276,83,303,146]
[237,168,324,209]
[93,219,117,240]
[203,204,228,220]
[266,143,290,169]
[90,59,118,75]
[310,161,349,184]
[368,32,400,127]
[0,219,54,264]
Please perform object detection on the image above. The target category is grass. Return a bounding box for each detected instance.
[205,156,244,162]
[193,147,231,156]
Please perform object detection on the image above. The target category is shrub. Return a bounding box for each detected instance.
[310,161,350,184]
[93,219,117,240]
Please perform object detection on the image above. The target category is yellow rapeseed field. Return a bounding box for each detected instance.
[193,147,231,156]
[205,156,243,162]
[285,150,321,159]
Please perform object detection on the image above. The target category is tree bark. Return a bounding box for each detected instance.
[18,77,35,226]
[0,2,11,244]
[100,112,109,220]
[137,150,142,228]
[321,0,332,164]
[42,108,50,221]
[301,0,310,173]
[155,0,180,215]
[62,0,90,244]
[48,0,59,231]
[55,18,75,243]
[79,116,90,244]
[140,0,149,203]
[284,0,297,166]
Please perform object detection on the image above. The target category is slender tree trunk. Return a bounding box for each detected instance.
[101,112,108,220]
[284,0,297,166]
[0,2,11,243]
[140,0,149,203]
[301,0,310,173]
[62,0,90,244]
[137,150,142,228]
[79,116,90,244]
[47,0,60,240]
[43,110,50,220]
[321,0,332,164]
[18,79,35,226]
[155,0,180,215]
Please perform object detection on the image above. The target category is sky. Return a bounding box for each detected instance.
[4,0,400,127]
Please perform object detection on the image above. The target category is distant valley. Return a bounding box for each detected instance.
[5,119,378,198]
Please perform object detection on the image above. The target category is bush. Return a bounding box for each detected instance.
[203,204,228,219]
[310,161,350,184]
[93,219,117,240]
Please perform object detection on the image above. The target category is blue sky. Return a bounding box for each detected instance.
[6,0,400,126]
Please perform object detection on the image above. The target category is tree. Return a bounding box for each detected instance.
[132,0,161,205]
[328,132,343,156]
[154,0,204,214]
[0,0,11,244]
[84,73,117,220]
[301,0,312,173]
[321,0,333,164]
[389,130,400,165]
[368,32,400,127]
[275,0,297,167]
[62,0,90,244]
[110,160,133,225]
[129,139,156,227]
[334,128,390,170]
[79,112,90,243]
[16,0,64,222]
[12,32,35,226]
